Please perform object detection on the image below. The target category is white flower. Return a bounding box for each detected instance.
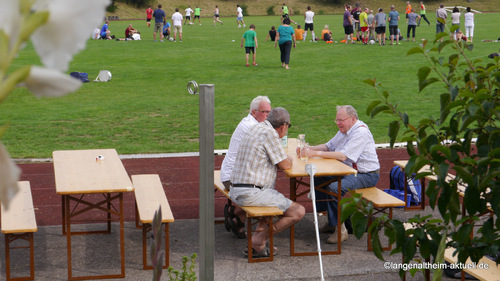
[24,66,81,97]
[0,143,20,210]
[0,0,21,51]
[31,0,110,72]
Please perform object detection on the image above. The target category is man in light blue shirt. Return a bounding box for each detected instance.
[306,105,380,244]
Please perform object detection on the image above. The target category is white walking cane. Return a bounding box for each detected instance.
[305,163,325,281]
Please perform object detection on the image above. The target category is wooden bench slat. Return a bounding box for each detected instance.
[444,247,500,281]
[132,174,174,223]
[353,187,406,207]
[213,171,283,217]
[1,181,38,233]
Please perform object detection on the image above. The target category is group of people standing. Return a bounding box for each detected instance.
[220,96,380,256]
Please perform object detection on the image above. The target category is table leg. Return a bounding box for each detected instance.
[65,195,72,280]
[336,175,342,254]
[62,195,66,235]
[119,193,125,277]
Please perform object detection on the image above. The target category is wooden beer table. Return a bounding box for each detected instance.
[283,138,357,256]
[53,149,133,280]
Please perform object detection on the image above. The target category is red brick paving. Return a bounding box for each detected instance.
[16,148,410,226]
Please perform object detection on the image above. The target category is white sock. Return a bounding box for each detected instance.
[312,31,316,41]
[303,31,307,41]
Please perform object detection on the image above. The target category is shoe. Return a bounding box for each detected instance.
[327,223,348,244]
[246,64,250,67]
[221,21,223,25]
[252,63,258,66]
[223,204,232,232]
[229,216,246,239]
[180,40,182,42]
[243,247,270,258]
[243,24,246,27]
[115,38,120,41]
[238,25,241,28]
[319,223,336,233]
[160,40,164,42]
[154,40,157,42]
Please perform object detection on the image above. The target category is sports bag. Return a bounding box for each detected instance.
[69,72,89,83]
[389,165,421,205]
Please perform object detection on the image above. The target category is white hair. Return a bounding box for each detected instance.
[337,105,359,120]
[250,96,271,111]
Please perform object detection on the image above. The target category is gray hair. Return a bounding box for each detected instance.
[336,105,359,120]
[267,107,290,128]
[250,96,271,111]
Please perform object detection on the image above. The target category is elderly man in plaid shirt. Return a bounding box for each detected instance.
[229,107,305,258]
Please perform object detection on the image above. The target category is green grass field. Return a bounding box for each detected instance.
[2,13,500,158]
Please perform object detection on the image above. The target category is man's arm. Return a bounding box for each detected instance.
[277,155,293,170]
[307,143,348,161]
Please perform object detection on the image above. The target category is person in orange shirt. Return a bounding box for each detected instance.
[295,24,305,41]
[321,25,332,41]
[405,1,412,22]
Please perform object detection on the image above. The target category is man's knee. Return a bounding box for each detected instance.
[289,202,306,221]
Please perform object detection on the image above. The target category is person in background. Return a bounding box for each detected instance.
[236,4,246,28]
[241,24,258,66]
[405,1,412,22]
[464,7,474,43]
[418,1,430,26]
[359,7,369,44]
[100,20,111,40]
[184,6,193,25]
[152,4,166,42]
[172,8,183,42]
[214,5,223,26]
[407,9,421,42]
[146,6,153,28]
[388,5,400,45]
[295,24,304,41]
[373,7,387,46]
[266,26,277,41]
[343,5,354,44]
[303,6,316,42]
[321,25,333,41]
[194,6,202,25]
[451,6,461,40]
[163,21,171,40]
[436,3,447,43]
[275,17,296,70]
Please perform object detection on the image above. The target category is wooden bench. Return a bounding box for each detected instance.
[132,174,175,270]
[214,170,283,263]
[1,181,37,281]
[353,187,406,251]
[444,247,500,281]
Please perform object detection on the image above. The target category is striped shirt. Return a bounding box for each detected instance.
[325,120,380,173]
[231,121,287,189]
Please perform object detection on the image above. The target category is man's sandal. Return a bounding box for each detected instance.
[229,216,246,239]
[243,247,271,258]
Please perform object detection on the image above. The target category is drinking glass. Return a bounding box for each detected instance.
[300,143,309,162]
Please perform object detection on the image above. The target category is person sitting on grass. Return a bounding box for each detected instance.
[241,24,258,66]
[321,25,333,42]
[294,24,305,41]
[266,26,277,42]
[163,21,171,40]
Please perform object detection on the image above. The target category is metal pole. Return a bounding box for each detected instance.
[199,84,215,281]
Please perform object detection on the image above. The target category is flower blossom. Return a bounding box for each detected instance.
[31,0,111,72]
[25,66,81,97]
[0,143,21,210]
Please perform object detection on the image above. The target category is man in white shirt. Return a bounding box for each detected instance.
[236,4,246,28]
[172,8,183,42]
[184,6,193,25]
[303,6,315,42]
[306,105,380,244]
[221,96,271,238]
[436,3,447,42]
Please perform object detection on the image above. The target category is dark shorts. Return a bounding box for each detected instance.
[375,26,386,34]
[214,14,219,17]
[406,14,409,19]
[194,15,200,19]
[282,14,289,19]
[147,18,151,22]
[245,47,255,54]
[344,25,354,35]
[305,23,314,31]
[186,16,191,20]
[389,25,398,36]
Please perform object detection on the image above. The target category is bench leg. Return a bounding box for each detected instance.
[142,223,169,270]
[247,216,274,263]
[5,232,35,281]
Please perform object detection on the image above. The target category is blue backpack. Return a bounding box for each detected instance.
[70,72,89,83]
[389,166,421,205]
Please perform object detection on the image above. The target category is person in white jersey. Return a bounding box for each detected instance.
[303,6,316,42]
[172,8,183,42]
[464,7,474,43]
[236,4,246,28]
[184,6,193,25]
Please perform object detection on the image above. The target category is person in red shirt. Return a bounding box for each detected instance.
[146,6,153,27]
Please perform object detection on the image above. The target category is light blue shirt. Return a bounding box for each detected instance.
[325,120,380,173]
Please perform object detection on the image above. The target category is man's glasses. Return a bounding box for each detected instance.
[335,117,351,123]
[255,109,271,114]
[283,122,292,128]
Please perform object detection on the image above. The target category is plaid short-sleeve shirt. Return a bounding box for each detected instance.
[231,121,287,189]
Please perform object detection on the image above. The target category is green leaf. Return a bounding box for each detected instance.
[419,78,440,92]
[449,24,460,33]
[407,47,424,56]
[432,231,447,281]
[370,229,385,260]
[440,93,451,122]
[388,121,400,148]
[0,66,31,103]
[417,66,431,84]
[370,104,390,118]
[351,212,369,239]
[363,78,376,87]
[366,100,382,116]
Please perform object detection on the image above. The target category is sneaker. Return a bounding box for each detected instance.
[180,40,182,42]
[246,64,250,67]
[327,223,348,244]
[160,40,164,42]
[243,24,246,27]
[319,223,336,233]
[252,63,258,66]
[238,25,241,28]
[154,40,157,42]
[221,21,223,25]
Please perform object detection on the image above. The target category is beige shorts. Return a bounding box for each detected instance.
[173,25,182,34]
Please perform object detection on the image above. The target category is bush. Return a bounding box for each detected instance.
[107,1,117,13]
[240,4,249,16]
[293,8,300,15]
[267,5,275,16]
[318,10,325,15]
[343,25,500,279]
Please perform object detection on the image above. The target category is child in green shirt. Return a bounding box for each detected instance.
[240,24,258,66]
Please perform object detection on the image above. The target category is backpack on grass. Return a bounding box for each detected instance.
[69,72,89,83]
[389,165,421,205]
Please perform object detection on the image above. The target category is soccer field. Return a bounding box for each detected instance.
[3,13,500,158]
